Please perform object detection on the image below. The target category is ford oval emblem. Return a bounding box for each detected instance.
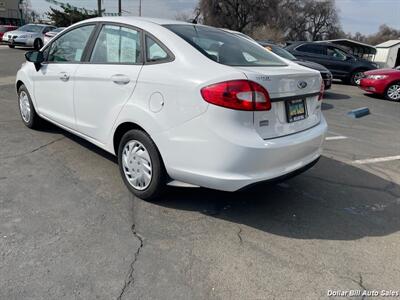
[297,81,307,89]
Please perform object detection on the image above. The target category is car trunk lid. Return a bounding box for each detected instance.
[236,65,323,139]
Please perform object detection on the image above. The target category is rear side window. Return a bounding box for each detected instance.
[296,44,326,55]
[90,25,142,64]
[164,24,286,67]
[145,35,169,62]
[48,25,95,62]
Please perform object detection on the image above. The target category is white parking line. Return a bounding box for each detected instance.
[325,136,348,141]
[353,155,400,164]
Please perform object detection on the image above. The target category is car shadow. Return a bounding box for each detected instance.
[321,102,334,110]
[47,124,400,241]
[150,157,400,241]
[324,91,351,100]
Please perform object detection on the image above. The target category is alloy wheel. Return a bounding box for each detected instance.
[352,72,364,85]
[387,84,400,101]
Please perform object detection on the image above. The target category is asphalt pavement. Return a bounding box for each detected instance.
[1,45,399,299]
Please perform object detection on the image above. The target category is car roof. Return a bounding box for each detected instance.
[80,16,190,26]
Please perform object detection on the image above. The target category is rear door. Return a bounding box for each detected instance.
[73,24,143,144]
[238,65,322,139]
[293,44,329,68]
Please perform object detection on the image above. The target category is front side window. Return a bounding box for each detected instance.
[327,47,347,60]
[164,24,286,67]
[145,35,169,62]
[90,25,141,64]
[47,25,95,62]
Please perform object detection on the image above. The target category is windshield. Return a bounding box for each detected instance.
[164,24,286,67]
[18,24,43,33]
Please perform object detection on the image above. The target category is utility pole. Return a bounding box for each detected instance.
[19,0,24,25]
[118,0,122,16]
[97,0,102,16]
[139,0,142,16]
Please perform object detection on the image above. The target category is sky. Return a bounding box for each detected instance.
[30,0,399,35]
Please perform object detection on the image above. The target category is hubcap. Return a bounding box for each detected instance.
[387,84,400,101]
[122,140,152,190]
[353,72,363,85]
[19,91,31,123]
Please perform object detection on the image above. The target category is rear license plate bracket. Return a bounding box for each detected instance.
[285,98,307,123]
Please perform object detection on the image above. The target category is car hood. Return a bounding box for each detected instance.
[364,68,400,75]
[294,60,330,72]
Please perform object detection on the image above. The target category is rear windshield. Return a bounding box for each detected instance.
[164,24,286,67]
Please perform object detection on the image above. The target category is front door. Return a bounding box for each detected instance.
[73,24,143,144]
[33,25,95,129]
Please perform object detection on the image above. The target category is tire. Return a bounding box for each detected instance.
[385,82,400,102]
[33,39,43,50]
[8,45,15,48]
[349,70,365,86]
[118,129,167,200]
[18,85,41,128]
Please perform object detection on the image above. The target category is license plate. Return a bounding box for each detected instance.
[285,98,307,123]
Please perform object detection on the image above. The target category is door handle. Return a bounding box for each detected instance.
[59,72,70,82]
[111,74,130,85]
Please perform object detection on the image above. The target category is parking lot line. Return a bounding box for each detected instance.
[325,136,348,141]
[353,155,400,164]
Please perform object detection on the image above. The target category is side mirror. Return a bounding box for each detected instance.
[346,55,354,61]
[25,51,44,71]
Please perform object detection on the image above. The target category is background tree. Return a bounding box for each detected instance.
[198,0,342,41]
[20,0,41,24]
[47,6,97,27]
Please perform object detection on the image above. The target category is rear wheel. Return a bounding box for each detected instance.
[18,85,41,128]
[33,39,43,50]
[385,82,400,101]
[118,129,167,200]
[349,70,365,86]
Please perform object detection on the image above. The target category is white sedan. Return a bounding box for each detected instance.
[16,17,327,200]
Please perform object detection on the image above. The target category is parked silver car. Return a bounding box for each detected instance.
[2,24,56,50]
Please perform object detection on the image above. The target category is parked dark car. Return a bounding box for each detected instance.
[285,42,378,85]
[259,41,332,89]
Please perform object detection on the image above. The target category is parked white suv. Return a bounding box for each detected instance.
[16,17,327,200]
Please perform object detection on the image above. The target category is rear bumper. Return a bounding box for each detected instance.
[154,112,327,192]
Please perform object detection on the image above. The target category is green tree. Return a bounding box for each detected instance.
[47,6,97,27]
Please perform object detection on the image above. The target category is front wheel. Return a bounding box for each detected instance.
[385,82,400,101]
[118,129,167,200]
[349,70,364,86]
[8,45,15,48]
[18,85,41,128]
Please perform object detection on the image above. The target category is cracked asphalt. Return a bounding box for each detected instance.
[1,46,400,299]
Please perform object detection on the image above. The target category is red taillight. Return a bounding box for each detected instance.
[201,80,271,111]
[318,80,324,101]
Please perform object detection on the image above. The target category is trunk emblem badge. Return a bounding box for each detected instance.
[297,81,307,89]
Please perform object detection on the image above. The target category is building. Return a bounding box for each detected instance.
[374,40,400,68]
[0,0,21,25]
